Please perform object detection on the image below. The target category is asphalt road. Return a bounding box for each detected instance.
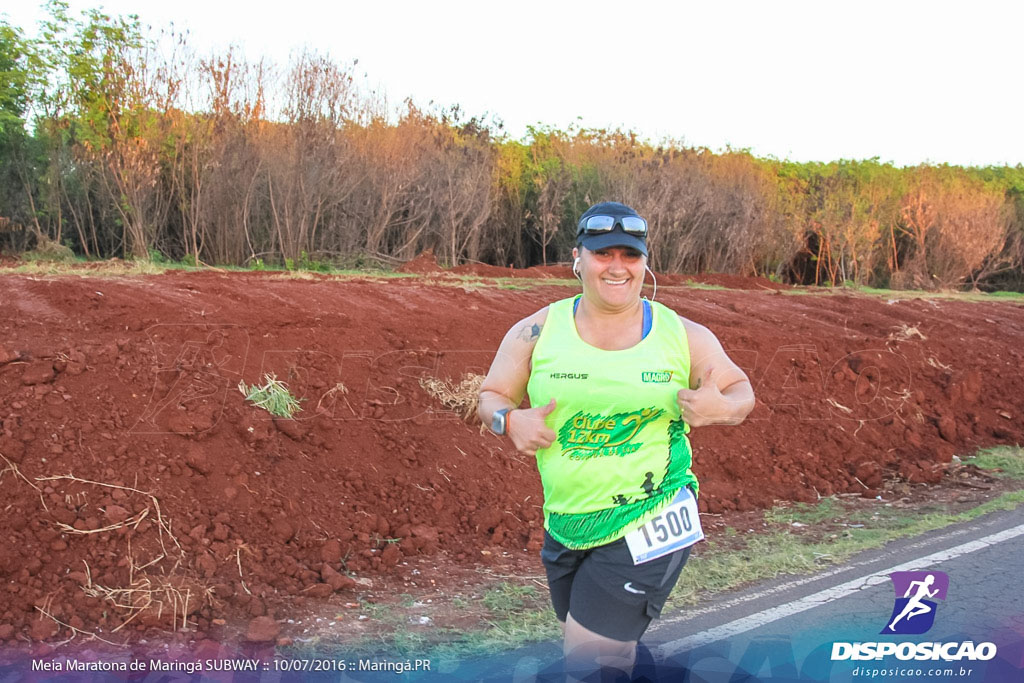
[648,504,1024,682]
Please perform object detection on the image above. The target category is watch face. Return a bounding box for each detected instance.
[492,409,507,435]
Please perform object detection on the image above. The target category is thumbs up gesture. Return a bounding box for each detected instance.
[677,366,726,428]
[508,398,558,456]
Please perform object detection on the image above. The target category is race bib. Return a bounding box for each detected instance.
[625,487,704,565]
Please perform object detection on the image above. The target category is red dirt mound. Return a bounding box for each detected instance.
[395,250,445,275]
[397,251,574,279]
[1,272,1022,649]
[450,263,574,279]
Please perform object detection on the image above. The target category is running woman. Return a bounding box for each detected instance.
[478,201,755,681]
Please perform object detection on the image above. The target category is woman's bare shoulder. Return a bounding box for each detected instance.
[677,314,712,337]
[507,306,551,345]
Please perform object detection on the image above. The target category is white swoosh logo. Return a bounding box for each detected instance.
[624,582,646,595]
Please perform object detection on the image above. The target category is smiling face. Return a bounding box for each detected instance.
[574,245,647,310]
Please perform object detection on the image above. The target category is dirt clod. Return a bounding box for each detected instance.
[21,361,55,385]
[0,345,21,364]
[245,616,280,642]
[271,518,296,543]
[273,418,306,441]
[303,583,333,598]
[320,539,343,564]
[103,505,130,524]
[29,617,58,641]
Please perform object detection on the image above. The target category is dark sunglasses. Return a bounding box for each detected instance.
[577,214,648,236]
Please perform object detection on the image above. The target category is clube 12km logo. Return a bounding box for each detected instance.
[831,571,998,663]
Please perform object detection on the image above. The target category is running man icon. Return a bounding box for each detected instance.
[881,570,950,635]
[888,575,938,630]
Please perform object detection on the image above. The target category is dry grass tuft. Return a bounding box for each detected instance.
[34,473,182,559]
[270,271,318,280]
[927,356,953,372]
[35,602,126,647]
[81,561,213,632]
[825,398,854,415]
[316,381,353,415]
[419,373,485,420]
[1,452,49,511]
[18,468,203,636]
[53,508,150,535]
[888,324,927,342]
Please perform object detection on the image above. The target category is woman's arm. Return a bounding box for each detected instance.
[478,308,546,422]
[478,308,557,455]
[677,318,755,427]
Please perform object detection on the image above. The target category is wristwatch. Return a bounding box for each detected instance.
[491,408,512,435]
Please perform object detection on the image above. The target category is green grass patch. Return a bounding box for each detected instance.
[237,373,303,418]
[2,259,160,276]
[0,258,425,280]
[679,282,728,291]
[0,248,417,278]
[427,582,558,656]
[778,283,1024,303]
[763,496,844,525]
[454,602,560,654]
[1,256,199,276]
[961,445,1024,478]
[481,583,539,617]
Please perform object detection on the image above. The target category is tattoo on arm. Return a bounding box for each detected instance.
[516,323,542,342]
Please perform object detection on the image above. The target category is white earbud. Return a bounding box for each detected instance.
[645,265,658,302]
[572,257,581,280]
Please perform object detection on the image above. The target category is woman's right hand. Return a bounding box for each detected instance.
[507,398,557,456]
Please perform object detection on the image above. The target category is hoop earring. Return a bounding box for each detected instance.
[645,265,657,302]
[572,257,581,280]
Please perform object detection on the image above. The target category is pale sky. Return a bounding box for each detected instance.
[4,0,1023,167]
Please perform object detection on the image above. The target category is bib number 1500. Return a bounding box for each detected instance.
[639,506,693,545]
[624,487,704,564]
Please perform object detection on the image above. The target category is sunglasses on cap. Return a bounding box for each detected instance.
[577,214,648,236]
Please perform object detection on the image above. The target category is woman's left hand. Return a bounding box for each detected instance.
[677,366,732,427]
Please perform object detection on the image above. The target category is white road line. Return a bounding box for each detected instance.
[656,519,982,628]
[656,522,1024,657]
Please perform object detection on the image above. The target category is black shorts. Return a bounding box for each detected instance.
[540,530,691,642]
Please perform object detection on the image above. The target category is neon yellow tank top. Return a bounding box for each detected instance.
[527,295,698,550]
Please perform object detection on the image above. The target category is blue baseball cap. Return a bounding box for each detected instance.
[576,201,648,256]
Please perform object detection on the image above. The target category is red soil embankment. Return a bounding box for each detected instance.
[0,270,1022,647]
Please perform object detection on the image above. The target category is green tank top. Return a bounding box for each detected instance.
[527,295,698,550]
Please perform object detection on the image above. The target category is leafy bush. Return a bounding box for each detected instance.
[25,236,75,262]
